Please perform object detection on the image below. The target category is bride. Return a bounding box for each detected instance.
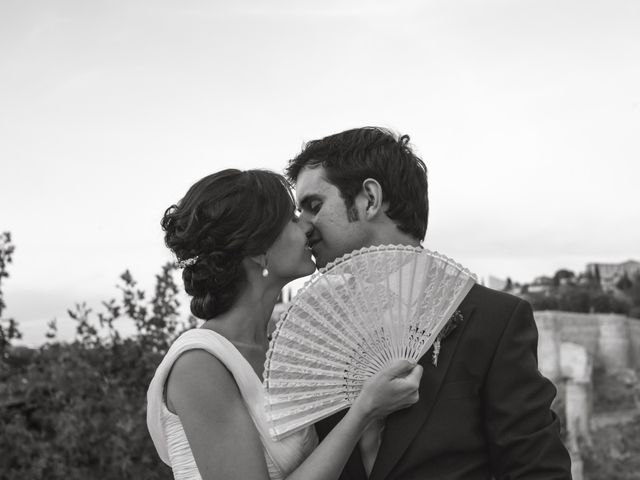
[146,169,422,480]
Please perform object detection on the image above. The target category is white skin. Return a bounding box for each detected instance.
[166,214,423,480]
[295,165,421,268]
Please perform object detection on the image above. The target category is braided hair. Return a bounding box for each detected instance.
[161,169,295,319]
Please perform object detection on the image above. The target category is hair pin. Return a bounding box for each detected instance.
[177,256,198,268]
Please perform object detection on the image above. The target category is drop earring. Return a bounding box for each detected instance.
[262,267,269,278]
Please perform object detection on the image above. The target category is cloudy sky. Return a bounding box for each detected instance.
[2,0,639,345]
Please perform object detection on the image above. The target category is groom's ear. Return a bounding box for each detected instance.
[360,178,385,220]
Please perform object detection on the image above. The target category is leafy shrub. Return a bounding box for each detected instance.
[1,232,22,354]
[1,341,170,479]
[0,253,194,479]
[591,367,639,414]
[581,415,640,480]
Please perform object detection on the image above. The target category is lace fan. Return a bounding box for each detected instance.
[263,245,477,440]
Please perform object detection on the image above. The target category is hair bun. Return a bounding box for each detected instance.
[161,169,295,320]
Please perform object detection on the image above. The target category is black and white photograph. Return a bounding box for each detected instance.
[1,1,639,479]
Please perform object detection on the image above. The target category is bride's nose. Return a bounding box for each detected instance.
[295,212,313,232]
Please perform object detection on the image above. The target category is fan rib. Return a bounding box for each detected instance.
[264,246,477,440]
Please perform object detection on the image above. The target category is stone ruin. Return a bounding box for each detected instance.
[535,311,640,480]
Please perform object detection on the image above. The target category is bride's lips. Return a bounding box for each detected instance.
[307,238,320,253]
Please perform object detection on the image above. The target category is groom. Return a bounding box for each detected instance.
[286,127,571,480]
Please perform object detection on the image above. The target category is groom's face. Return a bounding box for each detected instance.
[295,166,370,269]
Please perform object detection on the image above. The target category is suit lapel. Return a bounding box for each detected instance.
[369,301,477,480]
[317,410,367,480]
[344,440,367,480]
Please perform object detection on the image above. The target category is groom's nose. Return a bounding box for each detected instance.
[299,218,314,237]
[296,216,315,239]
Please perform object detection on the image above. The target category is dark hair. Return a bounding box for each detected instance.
[161,169,295,320]
[286,127,429,240]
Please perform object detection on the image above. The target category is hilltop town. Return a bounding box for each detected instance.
[488,259,640,318]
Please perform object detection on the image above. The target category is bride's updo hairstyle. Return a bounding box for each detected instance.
[161,169,296,320]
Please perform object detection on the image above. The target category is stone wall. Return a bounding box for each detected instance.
[534,312,640,480]
[534,311,640,378]
[630,319,640,369]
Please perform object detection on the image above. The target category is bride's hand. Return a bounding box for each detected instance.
[352,360,423,422]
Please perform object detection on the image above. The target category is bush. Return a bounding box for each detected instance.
[591,368,639,414]
[581,415,640,480]
[1,232,22,354]
[590,293,630,315]
[0,341,171,479]
[0,256,194,479]
[629,306,640,320]
[525,293,559,311]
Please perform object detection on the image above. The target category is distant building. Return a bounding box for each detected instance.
[522,275,554,295]
[586,260,640,291]
[527,284,552,294]
[533,276,554,286]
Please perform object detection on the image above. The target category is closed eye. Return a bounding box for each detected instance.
[308,200,322,214]
[299,197,323,216]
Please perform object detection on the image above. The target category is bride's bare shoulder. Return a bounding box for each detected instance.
[166,349,240,415]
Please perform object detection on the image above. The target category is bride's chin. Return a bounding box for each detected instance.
[300,265,316,277]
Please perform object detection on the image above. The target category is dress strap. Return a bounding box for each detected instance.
[146,329,263,464]
[146,328,316,477]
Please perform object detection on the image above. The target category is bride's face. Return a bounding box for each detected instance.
[266,217,316,281]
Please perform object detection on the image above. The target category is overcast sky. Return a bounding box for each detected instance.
[2,0,639,345]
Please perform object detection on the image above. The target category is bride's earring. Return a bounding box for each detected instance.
[260,254,269,278]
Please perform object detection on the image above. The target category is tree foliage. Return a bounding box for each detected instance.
[1,232,22,355]
[552,269,575,287]
[523,268,639,316]
[0,243,196,478]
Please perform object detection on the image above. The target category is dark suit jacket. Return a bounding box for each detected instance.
[315,285,572,480]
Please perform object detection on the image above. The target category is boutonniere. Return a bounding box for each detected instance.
[432,309,464,366]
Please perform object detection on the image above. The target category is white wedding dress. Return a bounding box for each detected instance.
[147,329,318,480]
